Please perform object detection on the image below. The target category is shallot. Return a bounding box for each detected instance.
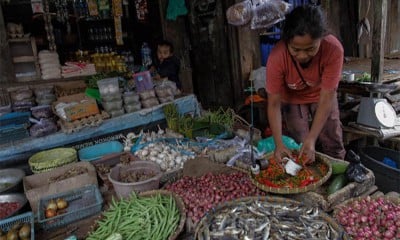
[335,196,400,240]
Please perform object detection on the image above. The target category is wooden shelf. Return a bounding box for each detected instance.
[13,56,36,63]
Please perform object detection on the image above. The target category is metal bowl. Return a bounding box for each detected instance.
[0,193,27,219]
[0,168,25,193]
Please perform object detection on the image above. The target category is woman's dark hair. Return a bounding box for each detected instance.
[157,40,174,53]
[281,4,328,42]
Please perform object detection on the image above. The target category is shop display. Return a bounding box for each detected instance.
[0,193,27,220]
[0,212,34,240]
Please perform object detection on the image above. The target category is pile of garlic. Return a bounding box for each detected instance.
[134,142,194,171]
[123,126,196,171]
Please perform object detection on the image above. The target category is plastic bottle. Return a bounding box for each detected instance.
[141,42,152,68]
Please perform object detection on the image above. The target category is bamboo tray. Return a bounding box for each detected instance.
[249,152,332,194]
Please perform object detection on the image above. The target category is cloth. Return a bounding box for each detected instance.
[282,100,346,159]
[266,34,344,104]
[155,55,181,89]
[166,0,188,20]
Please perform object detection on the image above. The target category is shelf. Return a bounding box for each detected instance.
[8,37,32,43]
[13,56,36,63]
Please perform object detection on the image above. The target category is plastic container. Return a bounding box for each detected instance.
[0,211,34,240]
[124,102,141,113]
[109,108,125,118]
[101,99,123,112]
[360,146,400,193]
[108,161,162,198]
[30,105,53,119]
[0,168,25,193]
[37,184,103,230]
[78,141,124,162]
[97,77,120,96]
[133,71,153,92]
[0,193,27,220]
[123,91,140,104]
[101,92,121,102]
[0,111,31,125]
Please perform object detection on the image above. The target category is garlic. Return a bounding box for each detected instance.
[124,146,131,152]
[127,132,136,139]
[175,156,182,164]
[150,150,158,156]
[149,156,157,162]
[141,149,149,157]
[158,153,166,159]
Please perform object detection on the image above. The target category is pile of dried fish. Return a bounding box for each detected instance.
[196,198,347,240]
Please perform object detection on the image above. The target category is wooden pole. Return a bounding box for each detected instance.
[371,0,387,83]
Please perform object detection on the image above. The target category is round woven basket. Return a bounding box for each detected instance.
[139,190,186,240]
[28,148,77,174]
[249,151,332,194]
[333,195,400,218]
[195,195,349,239]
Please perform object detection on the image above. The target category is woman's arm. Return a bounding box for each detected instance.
[268,93,292,161]
[300,89,336,163]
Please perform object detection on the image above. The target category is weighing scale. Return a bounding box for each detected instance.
[356,83,398,129]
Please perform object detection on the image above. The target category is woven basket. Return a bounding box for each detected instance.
[232,113,262,142]
[28,148,78,174]
[195,195,349,240]
[139,190,186,240]
[249,151,332,194]
[333,195,400,218]
[332,196,400,238]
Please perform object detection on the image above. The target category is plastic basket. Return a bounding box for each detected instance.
[108,161,162,198]
[360,146,400,193]
[0,112,31,127]
[0,124,29,144]
[0,211,35,240]
[78,141,124,162]
[28,148,78,174]
[37,184,103,230]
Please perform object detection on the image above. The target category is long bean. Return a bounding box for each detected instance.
[86,193,180,240]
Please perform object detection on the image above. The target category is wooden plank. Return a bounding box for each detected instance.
[370,0,387,82]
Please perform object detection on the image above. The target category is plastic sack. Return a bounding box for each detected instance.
[226,0,253,26]
[257,135,300,153]
[250,0,292,30]
[345,150,368,183]
[29,118,58,137]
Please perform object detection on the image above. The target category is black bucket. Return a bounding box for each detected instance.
[359,146,400,193]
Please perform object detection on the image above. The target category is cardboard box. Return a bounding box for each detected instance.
[23,161,98,213]
[54,93,99,121]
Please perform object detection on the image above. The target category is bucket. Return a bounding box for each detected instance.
[108,161,162,198]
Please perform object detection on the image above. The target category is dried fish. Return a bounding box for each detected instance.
[196,199,345,240]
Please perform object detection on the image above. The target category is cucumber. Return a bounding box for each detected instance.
[331,162,349,175]
[327,174,348,195]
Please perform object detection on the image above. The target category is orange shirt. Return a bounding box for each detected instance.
[266,34,344,104]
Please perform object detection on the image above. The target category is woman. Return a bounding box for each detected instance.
[266,4,346,164]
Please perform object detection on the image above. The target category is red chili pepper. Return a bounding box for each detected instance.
[262,179,280,188]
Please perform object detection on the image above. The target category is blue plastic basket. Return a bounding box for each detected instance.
[0,124,29,144]
[78,140,124,161]
[37,184,103,230]
[0,211,34,240]
[0,112,31,127]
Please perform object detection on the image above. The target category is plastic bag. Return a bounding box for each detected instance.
[250,0,292,29]
[345,150,368,183]
[257,135,300,153]
[226,0,253,26]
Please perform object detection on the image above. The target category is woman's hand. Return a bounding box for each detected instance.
[299,138,316,164]
[274,144,293,163]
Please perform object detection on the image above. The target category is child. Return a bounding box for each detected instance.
[151,40,181,90]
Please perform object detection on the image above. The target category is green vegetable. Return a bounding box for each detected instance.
[331,162,348,175]
[327,174,348,195]
[86,193,180,240]
[105,233,122,240]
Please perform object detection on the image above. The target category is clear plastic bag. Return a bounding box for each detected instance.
[226,0,253,26]
[250,0,292,29]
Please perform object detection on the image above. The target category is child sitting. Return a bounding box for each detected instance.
[151,40,181,90]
